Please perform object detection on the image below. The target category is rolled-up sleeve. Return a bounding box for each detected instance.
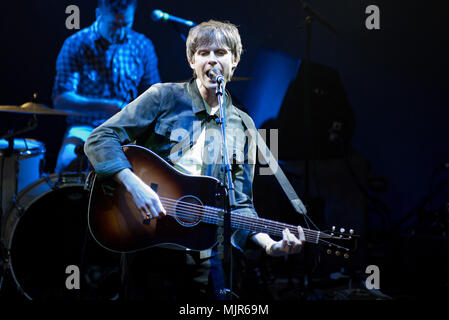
[84,84,163,178]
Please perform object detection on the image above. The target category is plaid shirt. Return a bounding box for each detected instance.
[53,21,161,126]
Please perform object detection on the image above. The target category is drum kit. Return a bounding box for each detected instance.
[0,102,119,300]
[0,79,253,300]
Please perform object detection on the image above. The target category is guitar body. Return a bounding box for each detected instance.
[88,146,360,257]
[88,145,226,253]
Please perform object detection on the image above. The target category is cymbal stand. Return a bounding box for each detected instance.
[295,0,339,294]
[296,0,338,206]
[0,114,38,219]
[0,114,38,294]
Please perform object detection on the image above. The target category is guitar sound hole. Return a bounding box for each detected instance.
[174,195,203,227]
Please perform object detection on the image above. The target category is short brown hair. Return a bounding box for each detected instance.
[186,20,243,65]
[98,0,137,13]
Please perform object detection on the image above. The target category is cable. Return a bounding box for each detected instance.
[336,139,392,231]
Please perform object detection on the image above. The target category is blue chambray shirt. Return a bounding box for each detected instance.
[84,79,258,251]
[52,21,161,126]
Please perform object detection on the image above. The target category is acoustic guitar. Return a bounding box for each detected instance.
[87,145,358,257]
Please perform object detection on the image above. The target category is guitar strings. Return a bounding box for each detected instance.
[157,205,338,247]
[157,195,321,237]
[157,195,317,235]
[161,204,302,240]
[158,196,326,239]
[158,196,319,238]
[155,197,329,242]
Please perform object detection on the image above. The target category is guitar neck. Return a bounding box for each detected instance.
[201,208,323,244]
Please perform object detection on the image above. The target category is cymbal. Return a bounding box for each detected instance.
[231,77,252,81]
[0,102,79,116]
[177,76,253,83]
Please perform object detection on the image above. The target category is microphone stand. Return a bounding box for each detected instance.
[295,0,338,293]
[215,77,236,300]
[296,0,338,204]
[168,21,187,42]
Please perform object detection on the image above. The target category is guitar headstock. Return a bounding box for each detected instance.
[319,226,359,259]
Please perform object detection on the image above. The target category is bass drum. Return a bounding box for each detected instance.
[1,173,121,300]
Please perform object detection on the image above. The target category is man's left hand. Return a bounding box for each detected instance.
[265,227,305,256]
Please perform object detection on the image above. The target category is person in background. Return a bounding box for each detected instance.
[84,20,305,300]
[52,0,160,173]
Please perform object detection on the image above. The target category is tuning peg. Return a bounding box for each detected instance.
[335,251,341,256]
[344,253,349,259]
[332,226,336,232]
[340,228,345,233]
[327,249,332,255]
[349,229,354,235]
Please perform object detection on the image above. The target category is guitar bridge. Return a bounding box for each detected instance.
[101,182,116,197]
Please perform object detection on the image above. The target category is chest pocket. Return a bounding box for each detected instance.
[81,66,104,96]
[124,57,141,85]
[154,119,172,138]
[155,119,190,142]
[155,118,191,162]
[228,127,246,165]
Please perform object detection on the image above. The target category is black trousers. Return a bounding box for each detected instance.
[120,247,226,301]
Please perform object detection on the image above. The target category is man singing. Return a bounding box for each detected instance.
[84,20,304,300]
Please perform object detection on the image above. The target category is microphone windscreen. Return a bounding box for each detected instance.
[209,67,221,79]
[151,9,163,21]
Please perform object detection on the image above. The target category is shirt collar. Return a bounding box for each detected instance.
[92,20,130,46]
[187,78,232,115]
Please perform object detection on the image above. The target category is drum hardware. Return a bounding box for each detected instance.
[0,107,39,219]
[1,138,46,219]
[84,170,95,192]
[40,172,87,192]
[0,173,120,300]
[41,173,57,190]
[0,96,93,299]
[0,238,10,294]
[0,237,9,270]
[57,172,87,185]
[0,115,38,142]
[0,95,82,220]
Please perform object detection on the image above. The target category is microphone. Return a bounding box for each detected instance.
[207,67,225,84]
[151,9,196,27]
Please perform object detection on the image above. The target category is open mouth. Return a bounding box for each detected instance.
[205,68,223,83]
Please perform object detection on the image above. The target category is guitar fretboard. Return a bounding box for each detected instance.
[201,206,323,244]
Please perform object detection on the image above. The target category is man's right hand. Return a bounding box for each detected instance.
[115,168,166,220]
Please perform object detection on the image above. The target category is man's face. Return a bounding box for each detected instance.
[189,43,239,91]
[97,6,135,43]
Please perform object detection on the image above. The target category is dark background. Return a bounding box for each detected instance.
[1,0,448,300]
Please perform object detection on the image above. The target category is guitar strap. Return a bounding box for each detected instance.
[235,109,307,215]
